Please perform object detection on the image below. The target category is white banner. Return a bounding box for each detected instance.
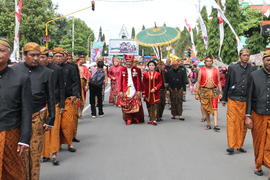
[198,13,208,50]
[212,0,243,53]
[218,11,224,59]
[185,19,197,56]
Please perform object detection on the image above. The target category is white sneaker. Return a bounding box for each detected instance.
[92,115,96,119]
[99,115,104,118]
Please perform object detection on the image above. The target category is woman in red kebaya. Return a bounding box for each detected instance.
[142,61,163,126]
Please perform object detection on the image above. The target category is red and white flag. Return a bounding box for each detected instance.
[211,0,243,54]
[218,9,224,59]
[185,18,197,56]
[11,0,23,61]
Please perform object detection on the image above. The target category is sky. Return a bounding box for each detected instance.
[51,0,269,41]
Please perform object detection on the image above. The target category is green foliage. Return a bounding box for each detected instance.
[59,18,94,55]
[221,0,241,64]
[131,27,135,39]
[175,27,191,57]
[206,3,219,58]
[0,0,95,55]
[239,7,267,54]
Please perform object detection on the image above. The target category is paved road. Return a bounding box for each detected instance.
[41,91,266,180]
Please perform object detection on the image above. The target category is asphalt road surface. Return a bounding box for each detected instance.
[41,90,267,180]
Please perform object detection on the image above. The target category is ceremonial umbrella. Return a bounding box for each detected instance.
[135,26,180,59]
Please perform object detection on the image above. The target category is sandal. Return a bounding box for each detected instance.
[205,125,211,130]
[200,118,206,122]
[213,126,221,131]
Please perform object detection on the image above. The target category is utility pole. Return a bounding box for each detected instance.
[72,17,75,57]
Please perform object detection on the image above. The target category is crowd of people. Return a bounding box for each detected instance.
[1,36,270,180]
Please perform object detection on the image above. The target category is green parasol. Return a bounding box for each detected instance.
[135,26,180,47]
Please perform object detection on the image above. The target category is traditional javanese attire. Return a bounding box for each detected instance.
[67,61,81,139]
[78,64,89,110]
[0,64,32,180]
[60,61,81,146]
[222,62,255,150]
[14,43,55,180]
[142,71,163,121]
[156,68,166,121]
[199,66,219,114]
[246,67,270,171]
[108,64,122,106]
[42,62,65,159]
[119,55,144,124]
[166,66,187,117]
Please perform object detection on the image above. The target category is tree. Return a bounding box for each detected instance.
[239,7,267,54]
[59,18,94,55]
[175,27,191,57]
[98,26,103,41]
[221,0,241,64]
[206,1,220,58]
[131,27,135,39]
[0,0,57,47]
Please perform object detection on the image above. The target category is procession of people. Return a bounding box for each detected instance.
[2,35,270,180]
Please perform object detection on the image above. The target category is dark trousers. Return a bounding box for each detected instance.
[89,85,103,116]
[158,89,166,119]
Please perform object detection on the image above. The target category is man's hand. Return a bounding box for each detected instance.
[112,77,116,80]
[182,91,186,96]
[195,94,200,100]
[43,124,52,131]
[136,91,141,98]
[150,89,155,93]
[17,144,29,156]
[222,101,227,106]
[245,116,253,129]
[219,94,223,100]
[119,92,123,97]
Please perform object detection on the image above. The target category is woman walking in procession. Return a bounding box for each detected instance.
[142,60,163,126]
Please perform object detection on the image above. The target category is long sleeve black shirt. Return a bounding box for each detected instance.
[246,69,270,115]
[47,63,65,109]
[13,63,55,126]
[166,68,187,91]
[61,63,80,98]
[68,62,82,98]
[0,66,32,145]
[222,62,256,102]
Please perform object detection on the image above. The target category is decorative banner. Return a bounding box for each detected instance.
[11,0,23,62]
[90,41,104,62]
[185,18,197,56]
[218,10,224,59]
[109,39,139,56]
[198,12,208,50]
[212,0,243,53]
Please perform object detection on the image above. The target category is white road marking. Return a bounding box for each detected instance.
[82,86,111,115]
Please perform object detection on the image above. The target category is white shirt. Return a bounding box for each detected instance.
[127,68,136,98]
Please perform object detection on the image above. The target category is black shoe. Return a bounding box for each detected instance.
[171,116,176,119]
[213,126,221,131]
[52,158,60,166]
[226,148,234,155]
[68,147,77,153]
[157,118,163,122]
[254,170,263,176]
[237,148,247,153]
[42,157,50,163]
[73,138,80,143]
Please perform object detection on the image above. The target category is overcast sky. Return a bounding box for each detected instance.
[51,0,268,41]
